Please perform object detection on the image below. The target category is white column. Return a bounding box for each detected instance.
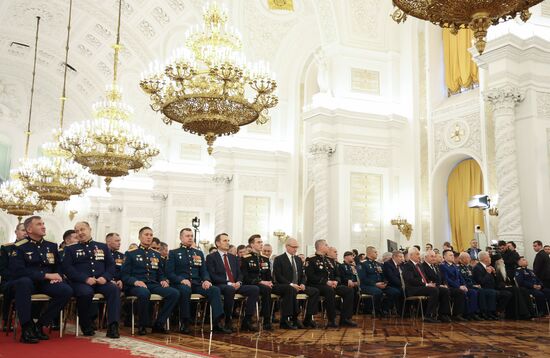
[212,175,232,235]
[484,86,525,252]
[308,142,335,242]
[151,192,168,240]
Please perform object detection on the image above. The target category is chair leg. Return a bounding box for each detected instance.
[419,301,425,320]
[76,313,80,337]
[13,312,17,341]
[209,305,213,332]
[59,310,64,338]
[131,300,135,336]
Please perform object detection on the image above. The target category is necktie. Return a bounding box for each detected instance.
[416,263,428,284]
[291,255,298,284]
[223,254,235,283]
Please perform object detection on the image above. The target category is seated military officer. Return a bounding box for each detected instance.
[62,222,121,338]
[166,228,230,334]
[515,256,550,316]
[106,233,124,289]
[121,226,179,335]
[338,251,360,311]
[358,246,400,316]
[9,216,73,343]
[241,234,296,330]
[0,223,27,330]
[305,239,356,328]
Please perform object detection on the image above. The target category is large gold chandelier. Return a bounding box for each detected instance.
[59,0,159,191]
[391,0,544,54]
[16,0,93,209]
[140,2,278,155]
[0,16,47,221]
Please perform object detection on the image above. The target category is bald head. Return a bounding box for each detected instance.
[408,247,420,263]
[458,252,471,265]
[327,246,338,260]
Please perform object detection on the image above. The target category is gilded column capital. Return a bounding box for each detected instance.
[484,86,525,110]
[309,142,335,157]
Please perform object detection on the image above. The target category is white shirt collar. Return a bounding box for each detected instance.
[285,251,294,262]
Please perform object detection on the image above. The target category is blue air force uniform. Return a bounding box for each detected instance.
[358,258,400,314]
[62,239,121,329]
[121,244,179,328]
[166,244,223,323]
[9,237,73,327]
[515,267,550,314]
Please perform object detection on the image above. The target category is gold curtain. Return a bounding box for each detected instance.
[443,28,479,95]
[447,159,484,252]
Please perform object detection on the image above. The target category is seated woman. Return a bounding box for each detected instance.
[493,254,533,320]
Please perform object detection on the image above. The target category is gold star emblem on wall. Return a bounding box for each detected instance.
[268,0,294,11]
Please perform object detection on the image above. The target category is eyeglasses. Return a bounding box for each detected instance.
[288,245,299,249]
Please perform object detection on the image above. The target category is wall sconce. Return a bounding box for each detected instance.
[273,230,288,243]
[488,207,499,216]
[391,217,413,240]
[68,210,78,221]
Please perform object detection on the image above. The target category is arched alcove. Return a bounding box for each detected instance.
[431,151,485,249]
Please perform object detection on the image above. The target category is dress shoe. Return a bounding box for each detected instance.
[471,314,483,321]
[213,323,232,334]
[325,320,338,328]
[20,324,39,344]
[137,326,147,335]
[50,323,60,331]
[152,325,167,334]
[179,322,191,335]
[280,320,298,330]
[240,319,258,332]
[271,317,280,324]
[452,315,467,322]
[293,319,305,329]
[106,322,120,338]
[439,315,452,323]
[263,322,273,330]
[303,319,318,329]
[423,317,440,323]
[33,323,50,340]
[340,319,357,327]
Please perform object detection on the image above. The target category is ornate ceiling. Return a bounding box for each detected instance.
[0,0,393,139]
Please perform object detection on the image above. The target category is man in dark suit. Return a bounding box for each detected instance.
[273,237,319,329]
[533,240,550,288]
[421,250,457,322]
[472,251,511,319]
[401,247,440,323]
[382,250,404,311]
[467,239,482,260]
[205,233,259,332]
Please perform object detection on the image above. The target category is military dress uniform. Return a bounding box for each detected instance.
[111,250,125,282]
[166,244,224,330]
[121,244,179,333]
[241,252,295,328]
[62,239,121,336]
[515,266,550,315]
[338,261,360,310]
[0,242,16,323]
[461,263,497,319]
[9,237,73,340]
[358,258,400,314]
[305,254,355,326]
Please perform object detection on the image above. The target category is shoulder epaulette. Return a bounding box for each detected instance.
[127,247,138,252]
[1,242,14,247]
[15,239,28,246]
[242,254,251,258]
[150,248,160,253]
[260,254,270,258]
[66,242,78,247]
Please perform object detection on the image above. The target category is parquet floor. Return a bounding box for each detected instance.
[127,316,550,357]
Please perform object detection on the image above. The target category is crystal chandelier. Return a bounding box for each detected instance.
[0,16,47,221]
[59,0,159,191]
[140,2,278,155]
[15,0,94,209]
[391,0,544,54]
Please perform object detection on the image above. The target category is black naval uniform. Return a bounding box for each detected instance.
[0,242,16,325]
[305,254,356,327]
[241,252,295,329]
[111,250,125,282]
[62,238,121,337]
[9,237,73,343]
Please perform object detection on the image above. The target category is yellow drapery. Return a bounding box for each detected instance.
[443,28,479,95]
[447,159,484,252]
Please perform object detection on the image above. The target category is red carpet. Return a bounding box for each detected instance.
[0,331,147,358]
